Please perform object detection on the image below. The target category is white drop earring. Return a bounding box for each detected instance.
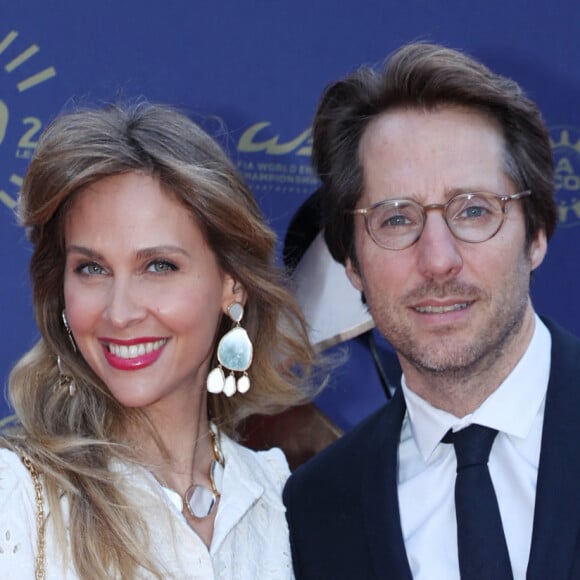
[206,302,253,397]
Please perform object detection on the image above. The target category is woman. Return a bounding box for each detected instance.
[0,103,314,578]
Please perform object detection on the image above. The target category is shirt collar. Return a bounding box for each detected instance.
[402,314,551,462]
[110,430,266,554]
[210,432,265,553]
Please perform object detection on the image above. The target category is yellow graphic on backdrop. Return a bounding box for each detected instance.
[236,122,318,196]
[1,29,57,211]
[551,127,580,228]
[238,122,312,156]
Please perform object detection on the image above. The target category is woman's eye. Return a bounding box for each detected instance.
[147,260,178,273]
[75,262,105,276]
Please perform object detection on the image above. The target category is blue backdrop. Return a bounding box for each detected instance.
[2,0,580,429]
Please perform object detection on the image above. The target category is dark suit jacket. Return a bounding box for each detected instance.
[283,318,580,579]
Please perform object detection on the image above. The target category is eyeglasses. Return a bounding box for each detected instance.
[351,190,531,251]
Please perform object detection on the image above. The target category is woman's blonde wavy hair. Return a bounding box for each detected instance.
[3,102,315,578]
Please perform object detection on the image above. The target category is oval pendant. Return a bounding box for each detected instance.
[217,327,253,372]
[184,484,217,519]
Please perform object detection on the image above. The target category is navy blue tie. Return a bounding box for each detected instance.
[443,425,513,580]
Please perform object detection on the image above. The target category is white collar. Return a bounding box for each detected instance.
[402,314,551,462]
[210,434,265,554]
[111,431,267,554]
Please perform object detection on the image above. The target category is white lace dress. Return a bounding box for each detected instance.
[0,435,294,579]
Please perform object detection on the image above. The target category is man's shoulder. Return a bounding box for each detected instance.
[286,401,393,488]
[541,316,580,371]
[542,316,580,347]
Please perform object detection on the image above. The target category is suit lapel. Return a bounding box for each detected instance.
[361,386,413,579]
[527,320,580,579]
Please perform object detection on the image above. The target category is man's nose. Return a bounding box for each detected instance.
[415,211,464,280]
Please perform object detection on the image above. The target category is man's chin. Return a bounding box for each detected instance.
[400,342,482,376]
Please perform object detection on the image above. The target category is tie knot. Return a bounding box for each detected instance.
[443,424,498,471]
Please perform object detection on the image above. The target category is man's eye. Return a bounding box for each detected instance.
[384,215,412,227]
[450,195,498,221]
[375,211,416,229]
[461,206,488,218]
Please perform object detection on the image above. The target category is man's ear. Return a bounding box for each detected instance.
[345,257,364,292]
[529,228,547,272]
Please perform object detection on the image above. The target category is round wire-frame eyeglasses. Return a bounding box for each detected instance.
[351,190,531,250]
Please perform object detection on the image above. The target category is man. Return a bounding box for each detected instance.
[283,43,580,579]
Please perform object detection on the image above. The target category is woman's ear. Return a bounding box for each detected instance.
[222,275,247,312]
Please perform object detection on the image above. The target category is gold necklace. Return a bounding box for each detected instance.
[182,429,225,519]
[157,429,225,520]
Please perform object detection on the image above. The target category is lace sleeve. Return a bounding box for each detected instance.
[0,449,39,577]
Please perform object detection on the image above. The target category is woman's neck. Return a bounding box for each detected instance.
[127,387,220,546]
[135,388,214,495]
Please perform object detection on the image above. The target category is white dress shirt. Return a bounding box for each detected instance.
[398,314,551,579]
[0,434,294,579]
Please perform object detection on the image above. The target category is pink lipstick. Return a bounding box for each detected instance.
[100,337,168,371]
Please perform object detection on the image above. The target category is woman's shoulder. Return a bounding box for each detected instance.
[0,448,36,502]
[0,448,41,574]
[0,447,32,482]
[222,435,290,490]
[0,448,36,522]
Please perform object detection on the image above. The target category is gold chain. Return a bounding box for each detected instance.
[21,455,45,580]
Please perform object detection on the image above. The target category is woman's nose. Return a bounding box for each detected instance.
[104,278,147,328]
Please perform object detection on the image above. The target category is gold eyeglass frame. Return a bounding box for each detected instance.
[351,190,531,250]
